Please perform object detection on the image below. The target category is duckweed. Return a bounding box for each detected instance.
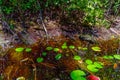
[91,46,101,52]
[46,46,53,51]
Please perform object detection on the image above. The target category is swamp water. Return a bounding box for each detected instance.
[0,36,120,80]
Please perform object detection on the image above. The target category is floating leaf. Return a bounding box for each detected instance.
[16,76,25,80]
[91,46,101,52]
[78,46,82,50]
[85,59,93,65]
[74,55,81,60]
[103,55,114,59]
[113,54,120,60]
[87,65,99,72]
[94,62,103,69]
[46,46,53,51]
[36,57,44,63]
[15,47,24,52]
[53,48,60,52]
[69,45,75,49]
[63,42,67,46]
[82,47,88,51]
[42,52,47,56]
[25,48,32,52]
[55,53,62,60]
[70,70,86,80]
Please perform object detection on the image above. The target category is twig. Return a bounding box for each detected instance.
[36,0,48,40]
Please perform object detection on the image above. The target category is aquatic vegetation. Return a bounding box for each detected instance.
[16,76,25,80]
[113,54,120,60]
[46,46,53,51]
[42,52,47,56]
[36,57,44,63]
[87,64,99,72]
[103,55,114,59]
[70,70,86,80]
[61,42,68,49]
[55,53,62,60]
[85,59,93,65]
[69,45,75,49]
[73,55,81,60]
[85,59,103,72]
[53,48,60,52]
[25,48,32,52]
[15,47,24,52]
[91,46,101,52]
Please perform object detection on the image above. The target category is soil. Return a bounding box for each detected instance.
[0,16,120,49]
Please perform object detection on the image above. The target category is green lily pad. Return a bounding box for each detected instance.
[53,48,60,52]
[103,55,114,59]
[85,59,93,65]
[94,62,103,69]
[42,52,47,56]
[75,77,86,80]
[25,48,32,52]
[55,53,62,60]
[91,46,101,52]
[69,45,75,49]
[87,64,99,72]
[113,54,120,60]
[70,70,86,80]
[46,46,53,51]
[36,57,44,63]
[78,47,82,50]
[15,47,24,52]
[73,55,81,60]
[62,45,68,49]
[82,47,88,51]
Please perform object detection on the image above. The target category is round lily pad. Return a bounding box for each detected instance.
[70,70,86,80]
[94,62,103,69]
[62,45,68,49]
[16,76,25,80]
[15,47,24,52]
[82,47,88,51]
[113,54,120,60]
[42,52,47,56]
[25,48,32,52]
[91,46,101,52]
[85,59,93,65]
[36,57,44,63]
[55,53,62,60]
[103,55,114,59]
[73,55,81,60]
[87,64,99,72]
[53,48,60,52]
[75,77,86,80]
[69,45,75,49]
[46,46,53,51]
